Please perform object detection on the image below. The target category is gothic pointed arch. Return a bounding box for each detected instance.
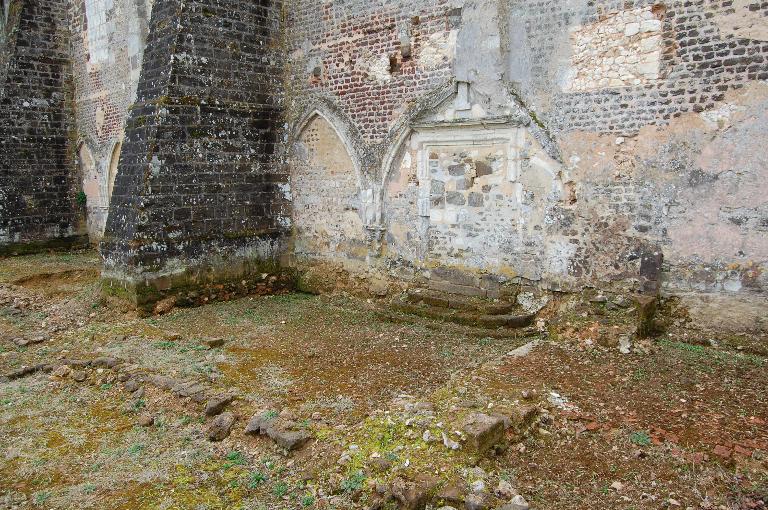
[289,95,370,189]
[290,112,370,265]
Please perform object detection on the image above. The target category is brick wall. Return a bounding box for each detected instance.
[68,0,153,241]
[286,0,456,144]
[508,0,768,134]
[0,0,86,254]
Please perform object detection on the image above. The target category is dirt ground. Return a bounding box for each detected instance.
[0,251,765,510]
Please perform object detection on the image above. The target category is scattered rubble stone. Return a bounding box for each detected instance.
[51,365,72,379]
[148,375,175,390]
[1,364,48,382]
[92,357,121,369]
[245,411,277,435]
[267,423,312,451]
[464,493,488,510]
[205,394,235,416]
[204,337,226,349]
[207,412,236,441]
[370,457,393,473]
[172,381,208,402]
[470,480,486,493]
[501,495,530,510]
[124,379,140,393]
[369,279,389,297]
[245,410,312,451]
[613,295,631,308]
[153,296,177,315]
[62,359,91,368]
[437,484,464,507]
[390,475,438,510]
[619,336,632,354]
[495,481,517,500]
[13,334,47,347]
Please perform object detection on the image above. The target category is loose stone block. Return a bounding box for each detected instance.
[461,413,505,454]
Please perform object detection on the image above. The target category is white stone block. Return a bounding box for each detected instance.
[640,36,662,52]
[636,61,659,76]
[624,22,640,37]
[641,19,662,32]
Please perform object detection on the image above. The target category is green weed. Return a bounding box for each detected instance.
[340,471,366,493]
[629,431,652,447]
[248,471,267,488]
[272,481,289,497]
[224,451,246,468]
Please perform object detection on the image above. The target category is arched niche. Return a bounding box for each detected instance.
[290,114,368,264]
[382,122,566,280]
[78,143,103,241]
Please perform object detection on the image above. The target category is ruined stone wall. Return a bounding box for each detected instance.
[100,0,289,312]
[69,0,153,241]
[0,0,86,255]
[285,0,768,331]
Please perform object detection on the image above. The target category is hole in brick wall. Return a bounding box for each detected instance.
[389,55,402,74]
[652,3,667,19]
[448,7,462,28]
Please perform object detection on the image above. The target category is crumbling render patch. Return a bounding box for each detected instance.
[563,6,664,92]
[419,30,458,71]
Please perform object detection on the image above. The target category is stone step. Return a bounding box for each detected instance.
[392,296,535,330]
[405,289,516,315]
[375,310,539,339]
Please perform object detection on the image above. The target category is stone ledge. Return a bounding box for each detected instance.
[0,235,90,257]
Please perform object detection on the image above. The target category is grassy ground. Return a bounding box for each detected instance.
[0,251,765,509]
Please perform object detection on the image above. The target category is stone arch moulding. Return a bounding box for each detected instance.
[106,139,122,201]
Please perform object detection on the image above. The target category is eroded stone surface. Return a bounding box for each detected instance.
[461,413,506,454]
[207,412,236,442]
